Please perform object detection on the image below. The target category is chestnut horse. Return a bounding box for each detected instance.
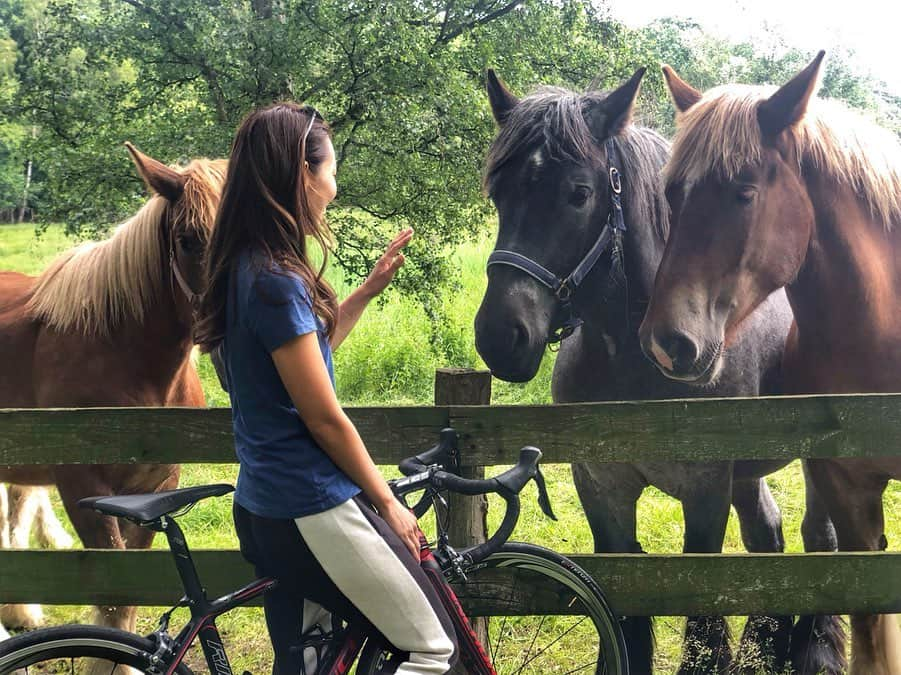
[640,52,901,674]
[0,145,225,637]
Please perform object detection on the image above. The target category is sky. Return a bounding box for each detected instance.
[605,0,901,94]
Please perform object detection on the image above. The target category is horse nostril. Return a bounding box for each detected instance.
[510,322,530,352]
[659,330,699,370]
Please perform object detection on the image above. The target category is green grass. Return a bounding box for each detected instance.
[3,222,899,673]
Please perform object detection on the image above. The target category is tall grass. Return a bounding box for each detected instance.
[2,223,899,673]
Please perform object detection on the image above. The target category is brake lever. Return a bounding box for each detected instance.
[534,466,557,521]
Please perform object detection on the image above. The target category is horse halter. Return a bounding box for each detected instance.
[487,138,629,345]
[168,230,201,310]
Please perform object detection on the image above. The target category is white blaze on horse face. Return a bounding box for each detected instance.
[530,148,544,170]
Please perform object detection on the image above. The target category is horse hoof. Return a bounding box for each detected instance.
[790,614,847,675]
[678,616,733,674]
[39,525,74,549]
[0,603,44,630]
[733,614,792,674]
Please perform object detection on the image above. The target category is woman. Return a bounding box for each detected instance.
[197,103,457,675]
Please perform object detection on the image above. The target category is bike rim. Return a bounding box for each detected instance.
[0,637,150,675]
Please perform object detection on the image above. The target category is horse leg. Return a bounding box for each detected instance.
[56,472,141,675]
[677,477,733,675]
[731,477,793,673]
[806,459,900,675]
[0,485,8,640]
[0,486,45,629]
[34,488,74,549]
[572,462,652,673]
[57,466,134,630]
[0,484,9,549]
[791,460,846,675]
[90,519,155,634]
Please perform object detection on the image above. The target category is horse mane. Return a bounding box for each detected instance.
[27,158,227,336]
[667,85,901,229]
[483,85,671,240]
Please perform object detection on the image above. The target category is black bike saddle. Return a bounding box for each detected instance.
[78,484,234,523]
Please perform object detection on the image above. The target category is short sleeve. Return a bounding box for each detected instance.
[248,269,318,353]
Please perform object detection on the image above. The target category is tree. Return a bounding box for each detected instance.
[2,0,897,304]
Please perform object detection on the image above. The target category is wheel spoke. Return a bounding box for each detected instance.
[492,614,509,667]
[515,614,547,674]
[514,616,589,671]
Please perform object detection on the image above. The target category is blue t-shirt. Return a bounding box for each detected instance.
[222,250,361,519]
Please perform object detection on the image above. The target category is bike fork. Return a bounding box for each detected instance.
[420,540,496,675]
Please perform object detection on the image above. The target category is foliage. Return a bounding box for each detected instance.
[0,0,898,299]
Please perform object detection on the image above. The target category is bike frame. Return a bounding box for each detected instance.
[149,516,495,675]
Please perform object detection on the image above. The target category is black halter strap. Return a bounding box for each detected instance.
[487,138,629,345]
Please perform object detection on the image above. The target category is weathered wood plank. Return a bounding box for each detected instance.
[434,369,490,550]
[2,550,899,616]
[435,369,491,644]
[2,393,901,466]
[0,407,446,466]
[451,393,901,464]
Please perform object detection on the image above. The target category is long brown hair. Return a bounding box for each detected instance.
[196,102,338,352]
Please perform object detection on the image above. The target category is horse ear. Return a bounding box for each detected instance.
[125,142,186,202]
[662,65,702,113]
[585,67,646,140]
[757,51,825,139]
[486,69,520,125]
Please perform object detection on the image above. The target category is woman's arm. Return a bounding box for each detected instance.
[271,331,421,556]
[331,228,413,350]
[330,284,376,351]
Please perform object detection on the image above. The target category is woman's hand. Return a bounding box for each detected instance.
[361,228,413,298]
[378,497,422,558]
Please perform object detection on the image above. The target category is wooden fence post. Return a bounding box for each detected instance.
[434,368,491,643]
[434,368,491,548]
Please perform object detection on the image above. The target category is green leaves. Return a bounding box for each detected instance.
[1,0,897,297]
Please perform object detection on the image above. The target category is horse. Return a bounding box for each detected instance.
[473,68,842,674]
[0,484,74,630]
[639,51,901,674]
[0,144,226,638]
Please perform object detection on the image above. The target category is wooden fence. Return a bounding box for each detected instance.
[1,369,900,617]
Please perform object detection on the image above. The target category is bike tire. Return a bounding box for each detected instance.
[0,624,195,675]
[356,542,628,675]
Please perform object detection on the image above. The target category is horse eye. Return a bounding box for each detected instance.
[177,234,201,252]
[570,186,592,207]
[736,186,757,205]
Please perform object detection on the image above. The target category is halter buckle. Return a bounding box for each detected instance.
[609,167,622,194]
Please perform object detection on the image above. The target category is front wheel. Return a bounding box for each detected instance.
[357,542,628,674]
[0,625,194,675]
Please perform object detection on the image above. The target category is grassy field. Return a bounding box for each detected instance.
[2,222,899,673]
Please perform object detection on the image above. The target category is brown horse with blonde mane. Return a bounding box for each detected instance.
[0,145,225,637]
[640,51,901,674]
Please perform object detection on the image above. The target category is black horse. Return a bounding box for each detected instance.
[473,68,844,674]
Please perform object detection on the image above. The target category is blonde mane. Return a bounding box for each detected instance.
[667,84,901,228]
[28,158,227,335]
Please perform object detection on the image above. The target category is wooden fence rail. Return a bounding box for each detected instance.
[3,392,901,466]
[2,370,900,617]
[2,550,900,616]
